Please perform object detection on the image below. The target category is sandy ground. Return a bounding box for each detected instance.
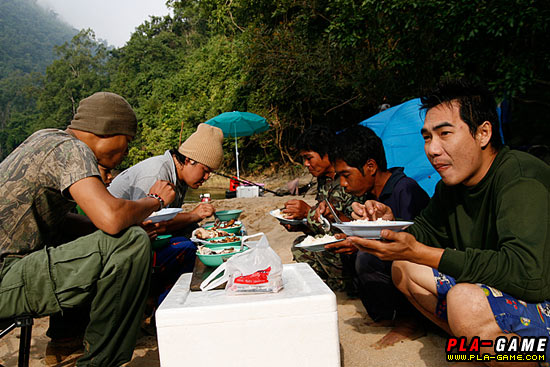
[1,193,451,367]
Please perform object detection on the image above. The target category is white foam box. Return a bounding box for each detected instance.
[236,185,259,198]
[156,263,340,367]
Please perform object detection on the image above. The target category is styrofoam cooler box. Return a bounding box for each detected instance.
[236,185,259,198]
[156,263,340,367]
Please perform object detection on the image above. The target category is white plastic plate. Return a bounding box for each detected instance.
[144,208,183,223]
[269,209,306,226]
[295,238,344,252]
[333,221,413,238]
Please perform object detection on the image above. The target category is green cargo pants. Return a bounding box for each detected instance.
[0,226,151,367]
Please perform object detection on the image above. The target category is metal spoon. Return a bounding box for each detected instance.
[324,198,343,224]
[318,214,331,234]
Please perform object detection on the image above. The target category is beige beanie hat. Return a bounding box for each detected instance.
[68,92,137,137]
[179,123,224,170]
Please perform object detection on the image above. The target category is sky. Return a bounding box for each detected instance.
[36,0,170,48]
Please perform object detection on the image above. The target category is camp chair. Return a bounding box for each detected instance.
[0,315,33,367]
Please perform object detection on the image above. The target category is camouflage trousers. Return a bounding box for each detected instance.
[291,235,356,293]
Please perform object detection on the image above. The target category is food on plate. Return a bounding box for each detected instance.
[347,218,390,225]
[197,246,236,255]
[301,234,339,245]
[193,227,229,239]
[211,219,240,229]
[208,235,239,244]
[272,208,293,219]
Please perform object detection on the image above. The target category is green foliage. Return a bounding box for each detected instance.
[1,0,549,167]
[120,34,250,169]
[0,0,76,78]
[0,72,41,158]
[0,0,76,160]
[36,30,111,130]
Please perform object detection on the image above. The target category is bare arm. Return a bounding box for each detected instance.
[69,177,175,235]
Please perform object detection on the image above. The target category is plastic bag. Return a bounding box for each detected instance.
[200,232,284,294]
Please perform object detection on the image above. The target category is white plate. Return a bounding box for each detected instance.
[332,221,413,238]
[269,209,306,226]
[144,208,183,223]
[295,238,344,252]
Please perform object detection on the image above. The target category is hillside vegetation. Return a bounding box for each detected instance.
[0,0,76,77]
[0,0,76,158]
[1,0,549,173]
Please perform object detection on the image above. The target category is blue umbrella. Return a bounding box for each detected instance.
[205,111,269,179]
[359,98,441,196]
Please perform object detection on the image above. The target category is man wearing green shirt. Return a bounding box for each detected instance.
[349,80,550,365]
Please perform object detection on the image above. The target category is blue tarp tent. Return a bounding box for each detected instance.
[359,98,440,196]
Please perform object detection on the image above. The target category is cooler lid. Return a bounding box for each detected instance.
[156,263,337,327]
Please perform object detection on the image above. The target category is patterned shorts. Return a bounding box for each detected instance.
[433,269,550,362]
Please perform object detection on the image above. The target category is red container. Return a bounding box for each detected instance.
[229,178,240,192]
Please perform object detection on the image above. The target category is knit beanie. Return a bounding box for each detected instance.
[68,92,137,137]
[179,123,224,170]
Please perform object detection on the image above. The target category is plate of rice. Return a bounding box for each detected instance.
[269,209,307,226]
[333,218,413,238]
[295,234,343,252]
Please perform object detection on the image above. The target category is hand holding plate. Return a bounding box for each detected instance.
[349,230,420,261]
[283,199,311,219]
[324,237,357,254]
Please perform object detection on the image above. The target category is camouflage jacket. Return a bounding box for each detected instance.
[305,174,370,235]
[0,129,100,261]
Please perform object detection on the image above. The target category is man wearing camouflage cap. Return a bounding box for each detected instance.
[0,92,175,366]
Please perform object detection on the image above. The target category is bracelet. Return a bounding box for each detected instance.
[146,193,165,210]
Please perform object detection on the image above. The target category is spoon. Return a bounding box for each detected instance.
[324,199,343,224]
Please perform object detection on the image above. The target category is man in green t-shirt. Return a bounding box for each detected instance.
[349,80,550,364]
[0,92,176,366]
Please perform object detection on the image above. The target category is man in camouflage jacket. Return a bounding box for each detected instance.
[0,92,175,366]
[281,126,368,292]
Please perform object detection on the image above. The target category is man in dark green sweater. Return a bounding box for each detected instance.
[349,79,550,365]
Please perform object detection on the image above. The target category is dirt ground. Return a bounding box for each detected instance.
[0,193,452,367]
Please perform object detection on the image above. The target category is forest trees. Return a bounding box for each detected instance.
[0,0,76,159]
[1,0,549,170]
[0,30,110,159]
[36,30,111,130]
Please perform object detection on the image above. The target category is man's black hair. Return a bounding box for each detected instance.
[170,148,187,164]
[329,125,387,173]
[420,79,503,150]
[295,125,334,158]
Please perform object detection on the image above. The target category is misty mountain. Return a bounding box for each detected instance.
[0,0,77,78]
